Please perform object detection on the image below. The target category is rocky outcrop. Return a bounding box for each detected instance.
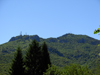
[9,36,22,42]
[30,35,40,42]
[9,35,40,42]
[9,37,16,41]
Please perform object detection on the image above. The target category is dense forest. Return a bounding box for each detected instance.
[0,26,100,74]
[8,39,94,75]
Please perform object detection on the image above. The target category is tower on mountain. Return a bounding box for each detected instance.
[20,31,22,36]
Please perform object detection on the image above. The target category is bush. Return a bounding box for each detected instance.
[43,63,93,75]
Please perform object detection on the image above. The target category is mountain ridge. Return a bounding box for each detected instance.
[8,33,100,44]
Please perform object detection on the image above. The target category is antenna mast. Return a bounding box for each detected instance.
[20,31,22,36]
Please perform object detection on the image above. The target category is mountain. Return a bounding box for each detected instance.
[0,33,100,75]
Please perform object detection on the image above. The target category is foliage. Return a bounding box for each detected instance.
[94,25,100,47]
[94,25,100,34]
[43,64,62,75]
[62,63,93,75]
[0,33,100,74]
[40,42,52,74]
[43,63,93,75]
[24,40,42,75]
[8,46,25,75]
[24,40,52,75]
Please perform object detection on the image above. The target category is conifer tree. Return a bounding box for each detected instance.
[41,42,52,74]
[8,46,25,75]
[24,39,42,75]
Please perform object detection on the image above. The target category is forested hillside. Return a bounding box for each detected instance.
[0,33,100,74]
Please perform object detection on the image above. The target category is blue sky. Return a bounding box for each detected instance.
[0,0,100,44]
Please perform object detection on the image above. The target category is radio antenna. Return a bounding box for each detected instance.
[20,31,22,36]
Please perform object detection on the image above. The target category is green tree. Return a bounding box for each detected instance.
[94,25,100,46]
[61,63,93,75]
[8,46,25,75]
[24,39,42,75]
[43,64,61,75]
[94,25,100,34]
[40,42,52,74]
[43,64,93,75]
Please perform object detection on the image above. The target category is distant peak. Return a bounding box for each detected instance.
[57,33,74,38]
[63,33,73,36]
[9,35,40,42]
